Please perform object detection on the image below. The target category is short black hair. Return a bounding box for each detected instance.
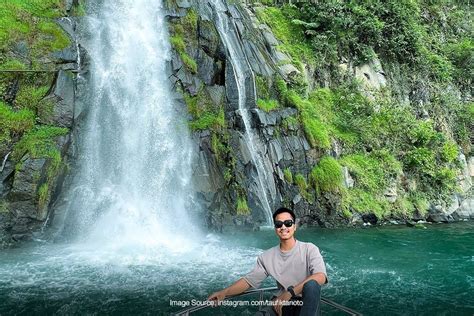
[272,207,296,222]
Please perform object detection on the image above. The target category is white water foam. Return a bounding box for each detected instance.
[58,0,200,253]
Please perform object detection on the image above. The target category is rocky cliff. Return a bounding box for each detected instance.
[164,0,473,230]
[0,0,472,246]
[0,1,83,246]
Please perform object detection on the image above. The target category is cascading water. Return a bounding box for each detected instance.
[58,0,199,250]
[210,0,275,225]
[0,2,472,315]
[0,2,269,314]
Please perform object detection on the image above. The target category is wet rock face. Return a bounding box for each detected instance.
[0,12,79,246]
[9,158,46,204]
[165,1,344,229]
[3,134,71,243]
[0,212,11,247]
[453,198,474,220]
[41,70,75,128]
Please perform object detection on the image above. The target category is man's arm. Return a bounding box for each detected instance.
[208,254,267,305]
[207,278,250,304]
[292,272,327,295]
[273,273,326,315]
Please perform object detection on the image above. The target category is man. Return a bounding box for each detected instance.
[208,207,328,316]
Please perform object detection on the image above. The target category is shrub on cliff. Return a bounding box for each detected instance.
[310,156,343,195]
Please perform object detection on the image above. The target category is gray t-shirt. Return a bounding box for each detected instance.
[243,240,327,295]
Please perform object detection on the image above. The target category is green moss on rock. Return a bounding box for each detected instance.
[37,183,49,210]
[310,156,343,195]
[256,99,279,112]
[184,89,225,132]
[254,6,315,66]
[0,0,69,68]
[276,79,331,149]
[343,189,390,219]
[168,9,199,74]
[236,195,250,215]
[0,101,35,135]
[12,125,68,162]
[283,167,293,183]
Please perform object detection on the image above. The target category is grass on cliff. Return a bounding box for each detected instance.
[257,99,279,112]
[250,1,471,220]
[12,125,68,210]
[273,75,462,217]
[12,125,68,162]
[255,75,270,99]
[340,151,402,218]
[168,9,198,74]
[275,78,331,149]
[236,196,250,215]
[253,5,315,67]
[0,102,35,135]
[310,156,343,196]
[170,34,197,74]
[275,78,357,150]
[37,183,49,210]
[15,83,55,121]
[283,167,293,183]
[0,0,70,208]
[184,90,225,132]
[259,1,472,88]
[183,86,232,165]
[341,151,402,193]
[0,0,69,69]
[0,69,58,150]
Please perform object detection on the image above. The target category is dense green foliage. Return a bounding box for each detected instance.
[276,79,331,148]
[254,5,315,68]
[236,195,250,215]
[264,0,473,87]
[0,0,69,69]
[310,156,343,195]
[278,76,462,215]
[256,99,279,112]
[12,125,68,162]
[253,1,472,219]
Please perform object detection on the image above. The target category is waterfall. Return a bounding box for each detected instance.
[57,0,200,250]
[210,0,275,224]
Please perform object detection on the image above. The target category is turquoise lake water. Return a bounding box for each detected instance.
[0,222,472,315]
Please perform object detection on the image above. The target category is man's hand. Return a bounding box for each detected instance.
[207,290,226,307]
[207,278,250,307]
[272,291,292,315]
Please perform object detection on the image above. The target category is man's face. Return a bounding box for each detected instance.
[274,212,296,241]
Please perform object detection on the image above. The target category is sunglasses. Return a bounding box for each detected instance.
[274,220,294,229]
